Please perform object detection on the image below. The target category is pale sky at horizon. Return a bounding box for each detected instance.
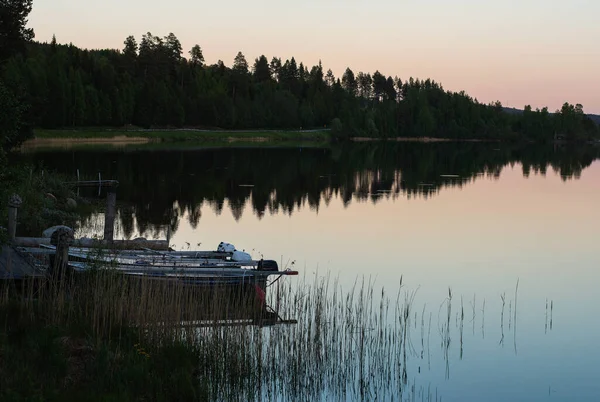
[28,0,600,113]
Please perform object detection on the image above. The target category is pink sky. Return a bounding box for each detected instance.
[29,0,600,113]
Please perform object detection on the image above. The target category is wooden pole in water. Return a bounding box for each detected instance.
[7,194,22,242]
[104,188,117,243]
[50,227,74,281]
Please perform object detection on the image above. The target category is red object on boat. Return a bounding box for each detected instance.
[254,284,266,305]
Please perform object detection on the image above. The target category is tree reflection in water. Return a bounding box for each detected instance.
[23,142,599,239]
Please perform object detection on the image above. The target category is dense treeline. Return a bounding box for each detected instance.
[2,31,599,142]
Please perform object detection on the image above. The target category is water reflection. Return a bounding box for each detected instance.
[22,143,600,239]
[184,278,552,401]
[20,142,600,401]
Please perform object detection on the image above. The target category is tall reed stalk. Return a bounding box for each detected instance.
[1,263,532,401]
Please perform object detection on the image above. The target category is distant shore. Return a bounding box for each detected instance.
[21,128,332,149]
[21,128,597,150]
[351,137,500,143]
[27,128,493,145]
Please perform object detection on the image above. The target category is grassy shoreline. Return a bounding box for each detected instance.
[31,128,332,142]
[28,129,599,149]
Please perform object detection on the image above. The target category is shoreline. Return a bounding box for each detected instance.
[21,129,597,150]
[350,136,500,143]
[21,135,154,149]
[22,129,331,149]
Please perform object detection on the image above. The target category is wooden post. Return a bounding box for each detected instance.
[166,209,172,247]
[103,188,117,242]
[50,227,74,280]
[7,194,22,242]
[166,223,171,248]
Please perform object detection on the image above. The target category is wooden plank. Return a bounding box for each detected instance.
[63,180,119,188]
[14,247,56,255]
[14,237,169,250]
[0,246,40,279]
[36,246,232,260]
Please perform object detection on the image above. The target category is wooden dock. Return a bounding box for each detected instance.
[0,245,45,279]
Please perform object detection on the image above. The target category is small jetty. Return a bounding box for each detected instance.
[1,182,298,327]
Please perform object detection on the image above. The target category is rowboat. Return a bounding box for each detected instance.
[15,241,298,326]
[40,242,298,287]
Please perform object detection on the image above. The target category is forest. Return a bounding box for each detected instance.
[1,2,599,153]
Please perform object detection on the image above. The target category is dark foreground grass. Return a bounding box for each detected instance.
[0,273,262,402]
[0,308,210,402]
[0,272,439,402]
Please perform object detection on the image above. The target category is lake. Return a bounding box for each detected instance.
[23,142,600,401]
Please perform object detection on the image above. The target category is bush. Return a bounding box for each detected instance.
[0,165,79,239]
[330,117,346,141]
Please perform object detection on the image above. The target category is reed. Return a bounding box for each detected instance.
[1,266,537,401]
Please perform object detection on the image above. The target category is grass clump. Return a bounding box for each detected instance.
[0,315,211,402]
[0,270,264,401]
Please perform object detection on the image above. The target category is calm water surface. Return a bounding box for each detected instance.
[24,143,600,401]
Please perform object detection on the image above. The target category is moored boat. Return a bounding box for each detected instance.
[42,241,298,289]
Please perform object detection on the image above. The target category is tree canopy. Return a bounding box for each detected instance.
[1,28,598,142]
[0,0,34,62]
[0,0,34,152]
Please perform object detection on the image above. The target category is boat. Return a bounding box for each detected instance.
[15,241,298,326]
[39,241,298,288]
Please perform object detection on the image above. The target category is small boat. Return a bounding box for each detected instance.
[43,241,298,287]
[17,241,298,326]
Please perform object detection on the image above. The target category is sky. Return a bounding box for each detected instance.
[28,0,600,113]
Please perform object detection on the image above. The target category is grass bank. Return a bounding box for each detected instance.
[0,271,435,401]
[0,270,268,402]
[30,128,332,144]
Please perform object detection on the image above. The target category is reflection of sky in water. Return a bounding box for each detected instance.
[80,161,600,401]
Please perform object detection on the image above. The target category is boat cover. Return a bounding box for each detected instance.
[217,242,236,253]
[232,250,252,261]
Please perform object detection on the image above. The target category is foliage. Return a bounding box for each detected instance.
[0,307,211,402]
[0,0,34,62]
[0,0,35,153]
[330,117,345,140]
[1,33,597,141]
[0,80,24,151]
[0,164,79,238]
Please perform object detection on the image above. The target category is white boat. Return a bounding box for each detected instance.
[42,242,298,286]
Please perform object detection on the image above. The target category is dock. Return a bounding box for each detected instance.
[0,245,45,280]
[1,185,298,327]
